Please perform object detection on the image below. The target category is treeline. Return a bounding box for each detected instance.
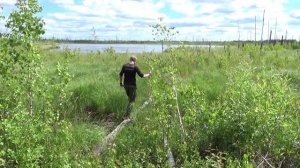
[40,38,226,45]
[39,38,300,49]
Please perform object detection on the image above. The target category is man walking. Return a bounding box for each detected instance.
[119,56,151,119]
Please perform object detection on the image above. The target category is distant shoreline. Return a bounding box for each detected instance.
[40,39,298,46]
[39,39,239,45]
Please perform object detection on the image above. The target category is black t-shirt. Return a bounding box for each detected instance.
[119,63,144,86]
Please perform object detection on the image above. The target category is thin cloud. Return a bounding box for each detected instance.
[0,0,299,41]
[231,17,257,24]
[215,8,235,14]
[291,9,300,18]
[171,22,207,28]
[0,0,16,6]
[48,0,74,5]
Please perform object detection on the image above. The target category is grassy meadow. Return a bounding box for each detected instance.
[2,1,300,167]
[39,43,300,167]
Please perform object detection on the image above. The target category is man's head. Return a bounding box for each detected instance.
[129,56,137,64]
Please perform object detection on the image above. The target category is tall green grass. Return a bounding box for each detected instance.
[40,44,300,167]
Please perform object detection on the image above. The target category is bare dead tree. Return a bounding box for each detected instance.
[285,29,288,40]
[274,18,277,40]
[91,26,97,42]
[255,16,257,44]
[260,9,265,51]
[238,23,241,48]
[267,20,270,41]
[269,30,272,44]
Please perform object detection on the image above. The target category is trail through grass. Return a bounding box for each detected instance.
[40,44,300,167]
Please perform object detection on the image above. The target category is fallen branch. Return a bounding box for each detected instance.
[256,153,275,168]
[94,118,131,155]
[262,154,275,168]
[94,97,152,156]
[138,96,152,111]
[164,136,176,168]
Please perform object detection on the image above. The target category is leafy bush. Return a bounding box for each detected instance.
[0,0,102,167]
[207,62,300,166]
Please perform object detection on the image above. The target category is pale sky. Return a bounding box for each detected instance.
[1,0,300,41]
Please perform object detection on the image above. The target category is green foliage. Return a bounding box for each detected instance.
[98,44,300,166]
[208,63,299,159]
[37,41,300,167]
[103,47,116,55]
[0,0,102,167]
[150,19,179,51]
[31,42,300,167]
[150,23,178,42]
[2,2,300,166]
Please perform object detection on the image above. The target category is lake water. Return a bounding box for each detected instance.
[58,43,219,53]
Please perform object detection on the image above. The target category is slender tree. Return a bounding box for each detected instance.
[1,1,73,166]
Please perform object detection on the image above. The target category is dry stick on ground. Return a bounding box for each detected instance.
[170,61,187,143]
[262,156,275,168]
[173,84,187,140]
[256,153,275,168]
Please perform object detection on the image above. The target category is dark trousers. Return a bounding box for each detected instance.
[124,85,136,117]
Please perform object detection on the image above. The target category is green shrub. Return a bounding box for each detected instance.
[207,62,300,165]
